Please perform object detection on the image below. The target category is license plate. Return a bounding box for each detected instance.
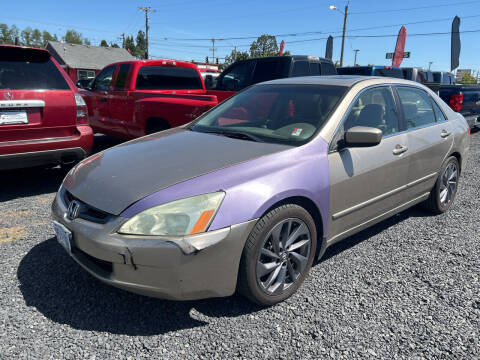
[53,221,72,253]
[0,111,28,125]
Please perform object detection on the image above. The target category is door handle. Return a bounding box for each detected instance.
[440,130,451,138]
[100,97,107,102]
[392,144,408,155]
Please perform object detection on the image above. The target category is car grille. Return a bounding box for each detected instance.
[64,190,112,224]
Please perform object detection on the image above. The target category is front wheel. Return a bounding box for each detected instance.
[238,204,317,306]
[422,156,460,214]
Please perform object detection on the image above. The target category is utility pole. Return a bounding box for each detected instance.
[121,33,125,48]
[428,61,433,70]
[353,49,360,66]
[329,1,349,67]
[138,6,156,59]
[234,46,237,61]
[211,38,216,63]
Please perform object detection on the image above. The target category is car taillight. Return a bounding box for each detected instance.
[449,93,464,112]
[74,93,88,125]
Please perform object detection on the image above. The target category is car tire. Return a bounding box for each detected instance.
[237,204,317,306]
[421,156,460,214]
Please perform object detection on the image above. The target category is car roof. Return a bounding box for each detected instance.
[260,75,421,87]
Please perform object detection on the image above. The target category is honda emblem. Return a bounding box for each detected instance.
[67,200,81,220]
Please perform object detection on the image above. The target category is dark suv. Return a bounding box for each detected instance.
[212,55,337,92]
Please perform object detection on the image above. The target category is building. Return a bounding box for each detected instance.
[46,41,135,83]
[192,61,220,72]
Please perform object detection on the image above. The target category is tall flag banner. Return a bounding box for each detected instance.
[451,16,461,71]
[325,36,333,60]
[392,26,407,67]
[279,40,285,56]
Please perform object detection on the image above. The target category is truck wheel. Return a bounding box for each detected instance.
[237,204,317,306]
[146,118,170,135]
[421,156,460,214]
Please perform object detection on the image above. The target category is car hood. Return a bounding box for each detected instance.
[63,128,291,215]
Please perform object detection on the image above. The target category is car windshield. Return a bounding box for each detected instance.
[191,84,347,146]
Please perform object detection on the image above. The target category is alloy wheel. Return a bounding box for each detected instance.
[256,218,312,295]
[439,162,458,206]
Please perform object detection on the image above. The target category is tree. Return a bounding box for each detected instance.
[42,30,57,47]
[135,30,146,59]
[64,29,83,44]
[221,49,249,70]
[31,28,42,47]
[110,42,120,48]
[124,35,136,55]
[83,38,91,46]
[21,27,33,46]
[250,34,278,58]
[0,23,15,44]
[461,73,477,85]
[100,40,108,47]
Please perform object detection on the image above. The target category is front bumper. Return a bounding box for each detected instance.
[51,189,257,301]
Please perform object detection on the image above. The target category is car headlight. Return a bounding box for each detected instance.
[118,192,225,236]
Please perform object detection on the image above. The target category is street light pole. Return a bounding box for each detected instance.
[330,2,349,67]
[138,6,156,59]
[353,49,360,66]
[428,61,433,70]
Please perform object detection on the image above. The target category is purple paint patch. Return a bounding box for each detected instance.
[121,137,331,238]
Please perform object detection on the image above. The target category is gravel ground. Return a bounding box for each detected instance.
[0,133,479,359]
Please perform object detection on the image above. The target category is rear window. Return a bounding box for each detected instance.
[291,61,310,77]
[251,58,290,84]
[373,68,403,78]
[320,62,336,75]
[0,48,69,90]
[136,66,203,90]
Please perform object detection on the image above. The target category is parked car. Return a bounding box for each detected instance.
[434,86,480,129]
[208,55,337,102]
[81,60,218,139]
[337,66,403,78]
[52,76,469,305]
[402,67,434,84]
[0,45,93,171]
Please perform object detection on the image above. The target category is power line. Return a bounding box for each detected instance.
[349,0,479,14]
[149,13,480,43]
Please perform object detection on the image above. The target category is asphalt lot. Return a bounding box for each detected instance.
[0,132,479,359]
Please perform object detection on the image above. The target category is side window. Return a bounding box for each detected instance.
[309,62,321,75]
[93,65,115,92]
[397,87,436,129]
[432,99,447,122]
[113,64,131,90]
[320,62,336,75]
[344,86,399,137]
[291,61,310,77]
[218,61,254,91]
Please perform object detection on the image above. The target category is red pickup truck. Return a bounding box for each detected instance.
[81,60,219,139]
[0,45,93,170]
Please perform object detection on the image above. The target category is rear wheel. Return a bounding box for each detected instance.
[422,156,459,214]
[238,204,317,306]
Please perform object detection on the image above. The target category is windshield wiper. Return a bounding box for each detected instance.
[202,129,264,143]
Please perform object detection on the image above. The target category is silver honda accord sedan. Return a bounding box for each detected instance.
[52,76,470,305]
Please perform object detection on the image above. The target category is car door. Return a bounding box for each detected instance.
[108,63,133,137]
[88,65,116,133]
[394,86,454,200]
[327,85,410,243]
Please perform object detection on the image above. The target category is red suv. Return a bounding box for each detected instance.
[0,45,93,170]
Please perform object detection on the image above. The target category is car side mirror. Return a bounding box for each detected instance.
[344,126,382,147]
